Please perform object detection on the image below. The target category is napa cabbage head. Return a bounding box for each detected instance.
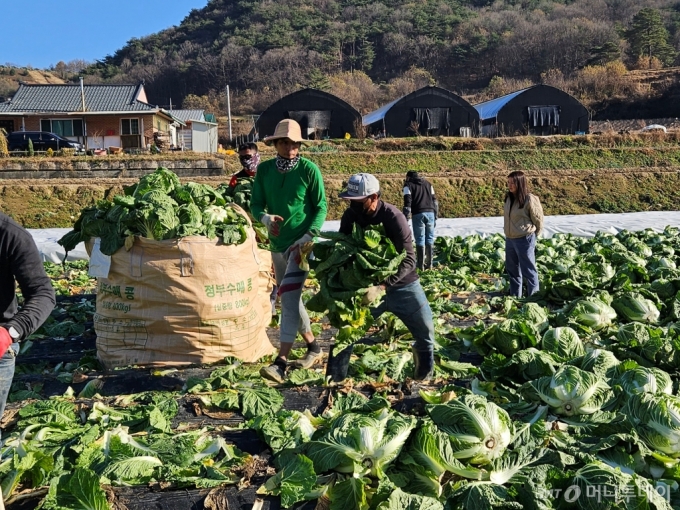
[304,408,416,478]
[625,392,680,457]
[427,395,513,465]
[612,292,660,324]
[202,205,230,225]
[567,349,620,378]
[616,366,673,397]
[476,319,540,357]
[510,303,549,333]
[541,327,585,360]
[568,294,617,331]
[522,365,613,416]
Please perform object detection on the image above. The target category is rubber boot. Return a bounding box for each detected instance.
[425,244,434,270]
[326,344,354,382]
[416,245,425,271]
[412,346,434,381]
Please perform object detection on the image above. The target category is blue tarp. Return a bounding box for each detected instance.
[362,96,402,126]
[474,88,530,121]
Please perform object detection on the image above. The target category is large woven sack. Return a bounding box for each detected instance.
[90,217,275,368]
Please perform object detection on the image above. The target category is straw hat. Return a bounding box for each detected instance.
[264,119,309,145]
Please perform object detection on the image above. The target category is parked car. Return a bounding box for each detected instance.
[7,131,84,152]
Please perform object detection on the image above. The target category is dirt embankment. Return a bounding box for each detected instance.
[2,167,680,229]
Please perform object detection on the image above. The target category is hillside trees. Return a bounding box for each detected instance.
[79,0,680,115]
[625,8,677,67]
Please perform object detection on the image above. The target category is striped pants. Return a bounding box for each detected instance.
[272,250,312,346]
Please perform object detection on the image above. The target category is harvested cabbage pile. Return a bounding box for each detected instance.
[58,167,250,256]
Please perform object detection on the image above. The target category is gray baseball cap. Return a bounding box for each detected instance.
[339,173,380,200]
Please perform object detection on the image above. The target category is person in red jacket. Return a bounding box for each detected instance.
[228,142,260,187]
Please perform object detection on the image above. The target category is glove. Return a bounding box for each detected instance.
[362,285,386,306]
[291,232,315,267]
[260,214,284,237]
[0,328,12,358]
[402,207,411,219]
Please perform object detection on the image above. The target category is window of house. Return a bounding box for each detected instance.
[40,119,83,137]
[121,119,140,135]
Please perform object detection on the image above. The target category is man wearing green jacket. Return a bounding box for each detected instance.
[251,119,328,383]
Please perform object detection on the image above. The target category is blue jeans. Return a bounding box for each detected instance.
[0,343,19,420]
[371,281,435,353]
[412,212,436,246]
[505,234,539,297]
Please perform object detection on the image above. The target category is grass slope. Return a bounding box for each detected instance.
[3,134,680,228]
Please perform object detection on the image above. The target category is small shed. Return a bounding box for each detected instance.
[474,85,589,137]
[363,86,479,137]
[171,109,219,153]
[257,89,361,140]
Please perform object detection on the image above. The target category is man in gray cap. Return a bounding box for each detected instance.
[337,173,435,380]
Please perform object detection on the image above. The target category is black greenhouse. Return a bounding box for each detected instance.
[256,89,361,140]
[362,86,479,137]
[474,85,589,137]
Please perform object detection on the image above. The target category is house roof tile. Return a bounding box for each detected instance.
[0,83,158,113]
[169,109,205,122]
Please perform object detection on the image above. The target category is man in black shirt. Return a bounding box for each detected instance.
[0,212,56,419]
[338,173,435,380]
[403,170,438,270]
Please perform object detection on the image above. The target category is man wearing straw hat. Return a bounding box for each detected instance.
[252,119,327,383]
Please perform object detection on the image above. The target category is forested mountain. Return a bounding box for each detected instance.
[79,0,680,116]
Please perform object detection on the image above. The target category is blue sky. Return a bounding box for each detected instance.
[2,0,208,69]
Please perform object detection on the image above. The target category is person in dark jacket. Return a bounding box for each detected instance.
[0,212,56,419]
[402,170,438,270]
[229,142,260,187]
[337,173,435,380]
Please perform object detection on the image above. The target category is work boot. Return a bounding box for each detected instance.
[412,346,434,381]
[416,245,425,271]
[425,244,434,270]
[293,344,323,369]
[260,358,287,383]
[326,344,354,382]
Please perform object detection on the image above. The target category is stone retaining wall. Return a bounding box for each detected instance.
[0,158,225,179]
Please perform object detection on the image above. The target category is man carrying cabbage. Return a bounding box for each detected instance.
[337,173,435,380]
[252,119,327,383]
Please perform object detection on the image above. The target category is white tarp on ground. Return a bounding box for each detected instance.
[30,228,89,263]
[30,210,680,263]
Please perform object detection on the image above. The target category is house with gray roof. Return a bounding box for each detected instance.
[0,82,185,151]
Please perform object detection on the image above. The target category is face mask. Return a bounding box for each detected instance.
[350,199,371,215]
[240,152,260,173]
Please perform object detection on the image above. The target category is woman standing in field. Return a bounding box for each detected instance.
[503,171,544,297]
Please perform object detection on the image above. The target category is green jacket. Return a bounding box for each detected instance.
[251,157,327,253]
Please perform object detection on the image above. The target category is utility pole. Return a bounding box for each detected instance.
[226,85,233,146]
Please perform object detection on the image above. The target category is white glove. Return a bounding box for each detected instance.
[292,232,314,249]
[362,284,386,305]
[291,232,315,267]
[260,214,284,237]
